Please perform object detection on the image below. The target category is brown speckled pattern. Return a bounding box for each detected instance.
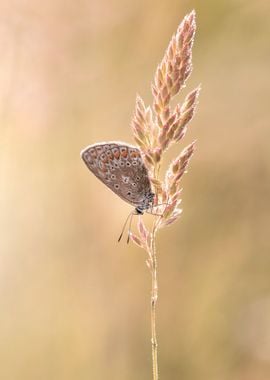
[81,142,154,210]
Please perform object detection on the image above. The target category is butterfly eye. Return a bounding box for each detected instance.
[132,161,138,166]
[120,162,125,167]
[126,162,131,166]
[131,183,137,187]
[127,191,131,196]
[111,174,116,180]
[114,184,120,190]
[136,176,140,181]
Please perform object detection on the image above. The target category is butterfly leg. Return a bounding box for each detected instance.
[149,198,171,217]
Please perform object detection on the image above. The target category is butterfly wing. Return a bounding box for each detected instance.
[81,142,152,208]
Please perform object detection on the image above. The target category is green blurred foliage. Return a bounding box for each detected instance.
[0,0,270,379]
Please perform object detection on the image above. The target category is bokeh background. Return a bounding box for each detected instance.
[1,0,270,379]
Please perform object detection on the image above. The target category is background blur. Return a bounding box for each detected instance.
[1,0,270,379]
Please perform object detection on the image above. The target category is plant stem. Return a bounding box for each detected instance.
[150,228,158,380]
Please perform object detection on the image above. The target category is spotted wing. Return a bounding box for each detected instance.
[81,142,152,208]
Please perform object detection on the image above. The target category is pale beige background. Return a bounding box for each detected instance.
[0,1,270,379]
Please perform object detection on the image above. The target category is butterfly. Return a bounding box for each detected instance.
[81,142,155,220]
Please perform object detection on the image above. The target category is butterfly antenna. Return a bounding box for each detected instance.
[118,211,133,243]
[127,212,135,244]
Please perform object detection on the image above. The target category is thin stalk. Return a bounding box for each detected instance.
[150,160,161,380]
[150,225,159,380]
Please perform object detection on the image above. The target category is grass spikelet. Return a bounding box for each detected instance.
[129,10,200,380]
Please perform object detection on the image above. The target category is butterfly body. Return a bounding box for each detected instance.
[81,142,154,213]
